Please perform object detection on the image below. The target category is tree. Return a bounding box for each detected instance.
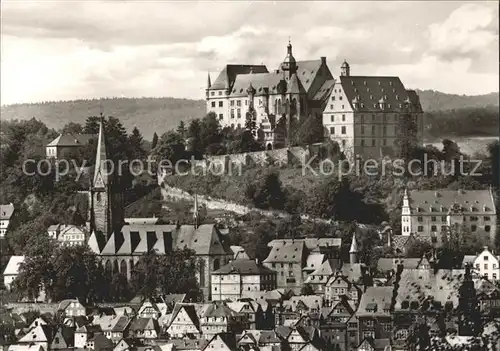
[200,113,222,154]
[131,249,201,300]
[129,126,146,160]
[405,240,433,258]
[245,111,257,137]
[151,132,159,149]
[108,273,132,302]
[61,122,83,135]
[177,121,187,139]
[293,114,324,146]
[48,245,106,303]
[245,170,286,210]
[394,111,418,170]
[13,236,57,301]
[187,119,203,158]
[303,177,369,221]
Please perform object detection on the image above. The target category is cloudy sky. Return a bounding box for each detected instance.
[1,1,498,105]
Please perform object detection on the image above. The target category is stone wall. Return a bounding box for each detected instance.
[161,146,311,176]
[160,185,288,219]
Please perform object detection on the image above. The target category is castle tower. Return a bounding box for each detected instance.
[401,188,411,236]
[89,117,113,238]
[281,40,297,79]
[340,60,350,77]
[349,234,358,264]
[247,82,256,111]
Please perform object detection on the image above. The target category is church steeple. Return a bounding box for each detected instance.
[93,117,108,189]
[207,72,211,89]
[193,194,199,229]
[281,39,297,78]
[349,234,358,264]
[89,115,113,237]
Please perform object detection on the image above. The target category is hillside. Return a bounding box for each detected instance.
[416,90,499,111]
[0,90,498,140]
[0,97,206,140]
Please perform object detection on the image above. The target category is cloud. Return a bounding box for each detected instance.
[428,3,498,61]
[0,1,498,105]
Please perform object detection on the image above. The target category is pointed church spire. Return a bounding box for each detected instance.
[207,72,212,89]
[93,117,108,189]
[349,234,358,253]
[193,194,199,229]
[349,234,358,264]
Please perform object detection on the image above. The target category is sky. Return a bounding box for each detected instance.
[1,1,498,105]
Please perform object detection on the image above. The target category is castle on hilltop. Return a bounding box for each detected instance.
[206,41,424,158]
[206,41,335,150]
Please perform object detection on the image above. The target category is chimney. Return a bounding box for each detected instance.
[320,57,326,65]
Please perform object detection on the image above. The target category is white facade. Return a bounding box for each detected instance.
[3,256,24,290]
[400,189,497,243]
[473,248,500,281]
[0,203,14,238]
[323,71,424,160]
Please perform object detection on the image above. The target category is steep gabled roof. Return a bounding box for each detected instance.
[210,65,269,90]
[212,259,276,275]
[47,134,95,147]
[0,203,14,220]
[337,75,419,113]
[408,189,495,214]
[3,256,24,275]
[356,287,393,318]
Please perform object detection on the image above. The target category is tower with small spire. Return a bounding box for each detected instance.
[401,188,411,236]
[89,116,113,238]
[281,39,297,80]
[340,60,350,77]
[349,234,358,264]
[206,73,211,99]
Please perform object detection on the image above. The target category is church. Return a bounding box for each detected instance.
[206,41,335,149]
[87,119,233,301]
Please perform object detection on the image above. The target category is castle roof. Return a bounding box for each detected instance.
[408,189,496,214]
[210,65,269,90]
[221,59,331,98]
[336,76,421,113]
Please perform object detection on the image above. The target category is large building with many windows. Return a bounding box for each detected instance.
[322,61,424,159]
[206,41,335,149]
[401,189,497,244]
